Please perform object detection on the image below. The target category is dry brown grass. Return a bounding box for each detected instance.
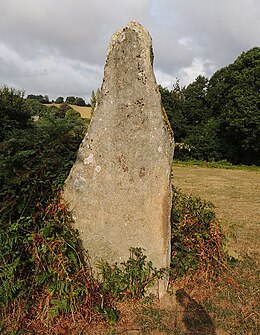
[172,162,260,258]
[69,105,92,119]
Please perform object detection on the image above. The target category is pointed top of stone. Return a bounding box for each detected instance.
[107,21,152,58]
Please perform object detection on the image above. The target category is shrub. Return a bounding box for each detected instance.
[171,187,226,279]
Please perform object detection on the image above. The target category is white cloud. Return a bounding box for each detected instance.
[178,57,216,86]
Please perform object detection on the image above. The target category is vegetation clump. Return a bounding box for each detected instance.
[171,187,226,279]
[97,247,164,300]
[0,87,98,333]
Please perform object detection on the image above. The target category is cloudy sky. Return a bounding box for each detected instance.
[0,0,259,102]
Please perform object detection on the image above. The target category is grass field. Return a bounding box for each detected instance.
[69,105,92,118]
[172,161,260,258]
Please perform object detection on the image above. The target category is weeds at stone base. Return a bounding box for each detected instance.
[97,247,165,301]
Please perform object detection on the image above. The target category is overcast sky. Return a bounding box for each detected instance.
[0,0,259,102]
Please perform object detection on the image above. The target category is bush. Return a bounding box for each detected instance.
[74,97,86,106]
[171,187,226,279]
[0,87,31,141]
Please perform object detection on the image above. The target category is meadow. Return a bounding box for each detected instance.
[173,161,260,258]
[69,105,92,119]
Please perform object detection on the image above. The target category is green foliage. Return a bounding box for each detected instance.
[24,98,48,116]
[74,97,86,106]
[173,159,260,171]
[161,47,260,165]
[64,96,86,106]
[207,47,260,165]
[65,96,76,104]
[0,90,93,325]
[0,86,31,141]
[171,187,226,278]
[97,247,164,299]
[0,110,87,223]
[183,75,209,126]
[98,306,119,325]
[159,81,187,143]
[27,94,49,103]
[55,96,64,104]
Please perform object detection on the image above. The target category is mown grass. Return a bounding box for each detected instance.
[173,163,260,256]
[200,255,259,335]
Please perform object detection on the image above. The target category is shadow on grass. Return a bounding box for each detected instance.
[176,289,216,335]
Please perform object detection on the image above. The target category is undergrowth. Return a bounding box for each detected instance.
[0,91,99,333]
[171,187,226,279]
[97,247,164,300]
[0,196,100,333]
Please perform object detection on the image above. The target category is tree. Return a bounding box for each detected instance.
[0,86,31,141]
[24,98,48,117]
[65,96,76,104]
[55,96,64,104]
[43,95,50,104]
[159,81,187,142]
[160,48,260,165]
[27,94,49,103]
[177,75,216,160]
[74,97,86,106]
[207,47,260,164]
[182,75,209,126]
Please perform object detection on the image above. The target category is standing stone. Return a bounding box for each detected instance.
[63,21,174,296]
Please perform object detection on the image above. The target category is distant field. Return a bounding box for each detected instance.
[172,162,260,257]
[69,105,92,119]
[45,103,92,119]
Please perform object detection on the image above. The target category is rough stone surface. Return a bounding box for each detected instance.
[63,21,174,296]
